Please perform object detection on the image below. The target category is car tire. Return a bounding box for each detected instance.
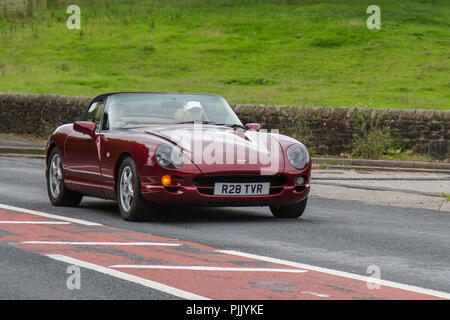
[269,197,308,218]
[117,156,155,221]
[47,147,83,207]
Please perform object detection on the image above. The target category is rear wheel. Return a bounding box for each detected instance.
[270,197,308,218]
[47,147,83,206]
[117,157,155,221]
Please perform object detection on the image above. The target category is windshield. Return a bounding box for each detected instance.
[103,93,243,130]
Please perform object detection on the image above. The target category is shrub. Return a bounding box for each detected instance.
[352,127,408,159]
[351,128,396,159]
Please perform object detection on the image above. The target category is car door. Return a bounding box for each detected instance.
[96,99,124,200]
[63,99,106,198]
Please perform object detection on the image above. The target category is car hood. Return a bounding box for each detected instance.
[140,125,285,174]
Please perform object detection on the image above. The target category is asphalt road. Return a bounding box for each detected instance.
[0,156,449,300]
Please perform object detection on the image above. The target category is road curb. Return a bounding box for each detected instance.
[0,146,46,156]
[311,165,450,174]
[0,146,449,173]
[312,181,444,197]
[312,157,450,173]
[0,153,45,159]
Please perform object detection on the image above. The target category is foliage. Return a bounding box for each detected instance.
[0,0,448,109]
[351,108,406,159]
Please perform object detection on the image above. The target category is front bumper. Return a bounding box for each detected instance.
[140,183,310,207]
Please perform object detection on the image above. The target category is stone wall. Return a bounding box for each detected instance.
[0,93,91,136]
[0,93,448,158]
[0,0,27,15]
[0,0,46,16]
[234,104,449,159]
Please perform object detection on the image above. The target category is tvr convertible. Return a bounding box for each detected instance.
[46,92,311,221]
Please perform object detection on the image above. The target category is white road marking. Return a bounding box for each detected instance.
[0,203,101,226]
[217,250,450,299]
[46,254,209,300]
[301,291,332,298]
[21,241,182,246]
[5,202,447,299]
[109,265,308,273]
[0,221,71,224]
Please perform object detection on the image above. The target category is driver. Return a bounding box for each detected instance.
[183,101,204,121]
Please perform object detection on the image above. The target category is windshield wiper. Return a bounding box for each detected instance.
[175,121,218,125]
[220,123,246,129]
[174,121,245,129]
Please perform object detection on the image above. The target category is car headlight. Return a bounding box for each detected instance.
[155,144,184,169]
[286,144,309,170]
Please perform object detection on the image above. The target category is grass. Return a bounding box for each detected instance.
[442,194,450,201]
[0,0,449,109]
[381,150,433,162]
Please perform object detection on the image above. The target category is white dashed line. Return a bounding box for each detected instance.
[0,203,102,226]
[301,291,332,298]
[109,265,308,273]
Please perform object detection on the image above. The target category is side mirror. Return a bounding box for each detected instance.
[73,121,96,137]
[245,123,261,131]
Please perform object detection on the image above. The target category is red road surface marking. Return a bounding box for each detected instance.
[21,241,182,246]
[0,206,448,300]
[46,254,208,300]
[0,221,71,224]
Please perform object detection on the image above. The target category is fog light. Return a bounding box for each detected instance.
[295,176,305,185]
[161,175,172,187]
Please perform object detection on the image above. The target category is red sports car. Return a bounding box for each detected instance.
[46,92,311,221]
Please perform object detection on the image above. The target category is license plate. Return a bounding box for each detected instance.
[213,182,270,196]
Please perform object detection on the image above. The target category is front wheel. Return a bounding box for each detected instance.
[270,197,308,218]
[117,157,155,221]
[47,147,83,206]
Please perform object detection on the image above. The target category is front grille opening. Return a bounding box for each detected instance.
[164,186,180,193]
[197,187,283,196]
[269,187,283,195]
[193,175,287,187]
[195,175,287,196]
[198,188,214,195]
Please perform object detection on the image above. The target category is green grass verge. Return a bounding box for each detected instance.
[0,0,449,109]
